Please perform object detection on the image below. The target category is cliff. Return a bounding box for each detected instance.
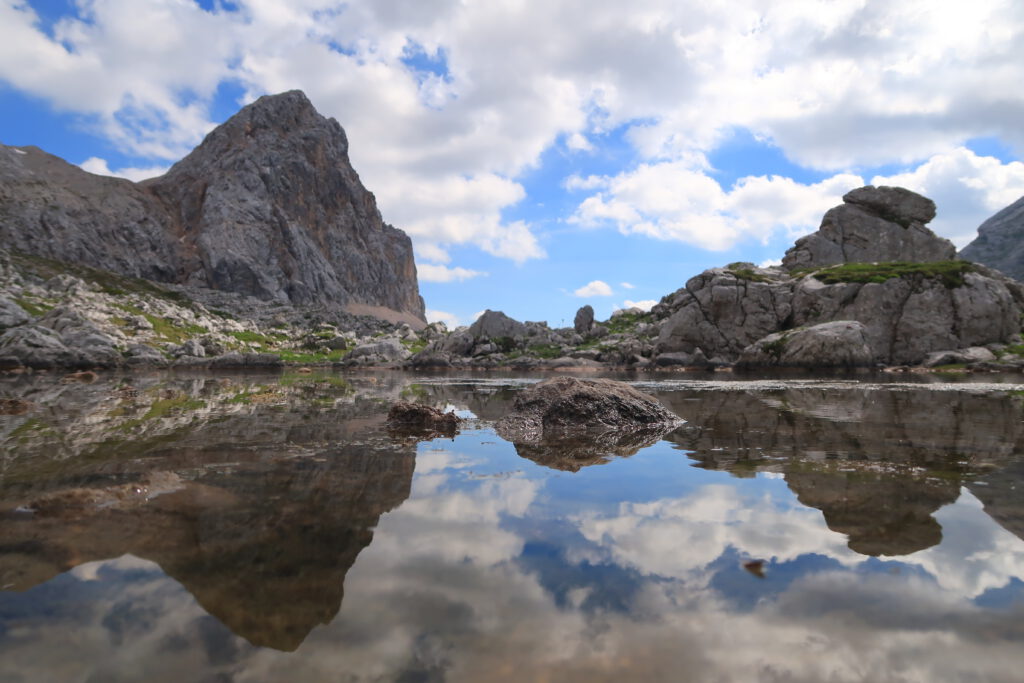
[0,90,424,325]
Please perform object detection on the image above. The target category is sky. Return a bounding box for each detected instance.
[3,1,1024,328]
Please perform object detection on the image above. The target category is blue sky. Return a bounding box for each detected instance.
[3,1,1024,327]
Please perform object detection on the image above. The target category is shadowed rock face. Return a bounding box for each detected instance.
[960,195,1024,282]
[0,91,424,324]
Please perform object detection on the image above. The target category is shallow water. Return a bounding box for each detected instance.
[2,370,1024,682]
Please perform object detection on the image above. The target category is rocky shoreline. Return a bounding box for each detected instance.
[4,186,1024,376]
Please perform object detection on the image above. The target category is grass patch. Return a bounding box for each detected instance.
[13,297,53,316]
[527,343,563,359]
[605,311,653,335]
[806,261,976,288]
[274,348,348,363]
[725,263,773,283]
[402,337,427,354]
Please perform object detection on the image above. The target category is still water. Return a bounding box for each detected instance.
[2,370,1024,682]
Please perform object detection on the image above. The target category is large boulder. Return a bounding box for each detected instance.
[468,310,527,341]
[737,320,873,368]
[782,186,955,271]
[495,377,682,443]
[573,305,594,335]
[655,266,794,358]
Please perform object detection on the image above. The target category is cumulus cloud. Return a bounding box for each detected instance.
[573,280,613,297]
[571,163,862,249]
[79,157,169,182]
[871,147,1024,247]
[623,299,657,312]
[416,263,487,283]
[425,309,460,328]
[5,0,1024,260]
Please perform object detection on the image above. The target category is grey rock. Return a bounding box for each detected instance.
[468,310,527,341]
[656,267,793,358]
[782,186,955,271]
[0,326,78,369]
[960,195,1024,281]
[0,296,31,330]
[207,352,284,368]
[923,346,997,367]
[738,321,873,368]
[495,377,683,443]
[172,339,206,358]
[573,305,594,335]
[346,338,408,363]
[0,91,425,325]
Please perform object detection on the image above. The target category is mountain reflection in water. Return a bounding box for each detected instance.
[2,372,1024,682]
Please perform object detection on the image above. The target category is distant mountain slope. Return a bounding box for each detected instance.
[0,91,424,323]
[960,195,1024,282]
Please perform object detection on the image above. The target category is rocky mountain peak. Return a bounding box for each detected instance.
[960,195,1024,281]
[0,90,425,326]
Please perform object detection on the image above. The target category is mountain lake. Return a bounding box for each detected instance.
[2,369,1024,682]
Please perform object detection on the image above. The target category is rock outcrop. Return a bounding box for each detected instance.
[960,194,1024,282]
[737,320,873,368]
[782,186,955,270]
[495,377,681,442]
[0,90,424,325]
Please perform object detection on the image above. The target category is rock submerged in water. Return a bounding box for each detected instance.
[496,377,682,441]
[387,401,461,437]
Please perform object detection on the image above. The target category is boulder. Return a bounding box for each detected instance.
[386,401,460,436]
[737,321,873,368]
[782,186,955,271]
[0,296,30,330]
[495,377,682,443]
[0,326,79,369]
[468,310,527,341]
[346,338,409,363]
[573,305,594,335]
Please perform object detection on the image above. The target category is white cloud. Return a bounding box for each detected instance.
[566,132,593,152]
[759,258,783,268]
[571,163,862,250]
[416,263,487,283]
[623,299,657,311]
[871,147,1024,247]
[6,0,1024,263]
[620,281,636,289]
[573,280,613,297]
[425,309,460,328]
[79,157,169,182]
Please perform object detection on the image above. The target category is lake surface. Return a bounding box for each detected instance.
[3,370,1024,682]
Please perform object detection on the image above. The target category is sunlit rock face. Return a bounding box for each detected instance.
[0,90,424,324]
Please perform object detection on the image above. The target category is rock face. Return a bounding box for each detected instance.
[574,305,594,335]
[495,377,682,443]
[737,320,873,368]
[0,91,424,325]
[960,195,1024,282]
[782,186,955,271]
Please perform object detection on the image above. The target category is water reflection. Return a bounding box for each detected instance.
[2,373,1024,681]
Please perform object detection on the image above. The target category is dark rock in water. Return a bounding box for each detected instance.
[0,91,424,326]
[782,186,955,271]
[387,401,460,437]
[495,377,681,443]
[960,194,1024,282]
[574,305,594,335]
